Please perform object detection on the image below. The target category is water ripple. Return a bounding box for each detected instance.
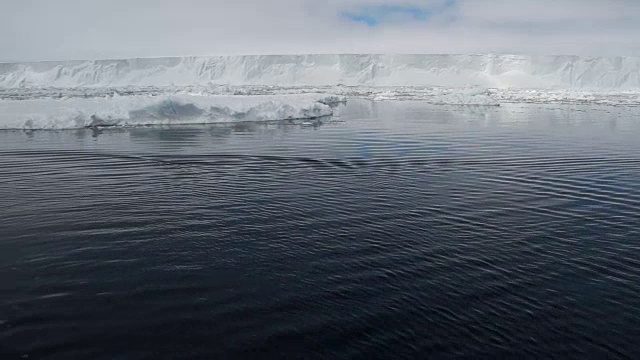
[1,101,640,358]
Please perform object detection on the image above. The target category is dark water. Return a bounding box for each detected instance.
[2,101,640,359]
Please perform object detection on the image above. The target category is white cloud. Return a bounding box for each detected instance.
[460,0,636,23]
[1,0,639,61]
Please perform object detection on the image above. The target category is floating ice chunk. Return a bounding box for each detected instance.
[317,95,348,105]
[0,94,338,130]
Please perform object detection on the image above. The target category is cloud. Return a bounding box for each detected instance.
[0,0,639,61]
[460,0,638,23]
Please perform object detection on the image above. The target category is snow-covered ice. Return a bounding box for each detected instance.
[0,94,339,130]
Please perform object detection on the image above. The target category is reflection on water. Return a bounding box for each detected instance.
[1,100,640,358]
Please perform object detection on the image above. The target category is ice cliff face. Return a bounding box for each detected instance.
[1,54,640,89]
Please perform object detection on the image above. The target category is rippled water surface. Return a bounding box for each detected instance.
[2,100,640,359]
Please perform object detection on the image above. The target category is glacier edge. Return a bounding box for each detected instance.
[2,54,640,89]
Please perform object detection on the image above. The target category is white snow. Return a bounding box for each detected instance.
[0,94,337,130]
[2,54,640,89]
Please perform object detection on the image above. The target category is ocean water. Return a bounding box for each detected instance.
[1,100,640,359]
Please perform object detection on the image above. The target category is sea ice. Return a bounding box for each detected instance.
[0,94,338,130]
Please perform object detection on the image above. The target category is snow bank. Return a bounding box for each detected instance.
[0,94,337,130]
[2,54,640,89]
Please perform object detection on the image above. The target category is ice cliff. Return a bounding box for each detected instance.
[2,54,640,89]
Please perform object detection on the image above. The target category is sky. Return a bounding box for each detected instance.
[2,0,640,61]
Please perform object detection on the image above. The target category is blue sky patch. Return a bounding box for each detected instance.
[341,1,456,27]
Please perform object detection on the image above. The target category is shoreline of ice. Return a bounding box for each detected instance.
[4,85,640,106]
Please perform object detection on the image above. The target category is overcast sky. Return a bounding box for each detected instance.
[3,0,640,61]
